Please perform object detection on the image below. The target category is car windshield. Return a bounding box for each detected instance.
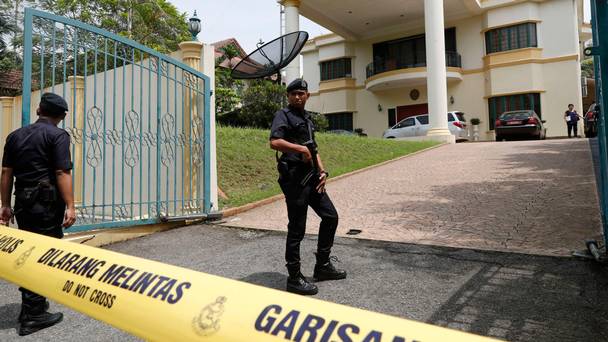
[500,112,531,120]
[416,115,429,125]
[393,117,416,128]
[456,112,465,122]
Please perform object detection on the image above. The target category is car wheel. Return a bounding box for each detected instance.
[495,135,502,142]
[386,136,395,139]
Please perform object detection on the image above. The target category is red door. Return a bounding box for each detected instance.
[397,104,428,122]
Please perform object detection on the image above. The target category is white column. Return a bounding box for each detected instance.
[201,43,219,212]
[424,0,452,138]
[283,0,301,85]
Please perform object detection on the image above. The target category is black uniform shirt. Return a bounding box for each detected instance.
[2,117,72,188]
[270,106,317,163]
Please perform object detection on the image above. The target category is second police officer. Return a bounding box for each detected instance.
[0,93,76,336]
[269,78,347,295]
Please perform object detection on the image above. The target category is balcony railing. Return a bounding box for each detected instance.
[365,52,462,78]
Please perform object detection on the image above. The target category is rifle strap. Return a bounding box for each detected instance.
[273,108,315,164]
[305,115,314,144]
[275,108,292,163]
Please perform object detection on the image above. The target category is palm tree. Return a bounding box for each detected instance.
[217,44,240,66]
[0,11,14,53]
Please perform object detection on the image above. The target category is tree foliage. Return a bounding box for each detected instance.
[310,112,328,132]
[0,0,22,72]
[0,0,190,75]
[581,58,595,79]
[218,79,286,129]
[215,85,240,115]
[216,77,327,132]
[0,2,13,53]
[30,0,190,53]
[214,43,244,116]
[241,79,286,129]
[217,44,239,64]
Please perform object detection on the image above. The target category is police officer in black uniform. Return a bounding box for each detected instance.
[0,93,76,336]
[270,79,347,295]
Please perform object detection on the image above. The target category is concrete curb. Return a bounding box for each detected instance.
[210,222,577,258]
[221,142,448,218]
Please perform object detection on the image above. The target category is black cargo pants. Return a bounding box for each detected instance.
[14,184,65,306]
[278,164,339,267]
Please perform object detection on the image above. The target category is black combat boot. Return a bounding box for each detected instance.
[314,252,347,281]
[286,263,318,295]
[19,292,63,336]
[18,300,49,322]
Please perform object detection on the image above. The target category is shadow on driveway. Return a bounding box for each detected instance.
[367,140,601,255]
[239,272,286,291]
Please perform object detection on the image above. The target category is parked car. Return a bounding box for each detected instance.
[585,103,598,138]
[382,112,469,141]
[495,110,546,141]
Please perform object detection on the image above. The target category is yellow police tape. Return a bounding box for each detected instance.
[0,227,501,341]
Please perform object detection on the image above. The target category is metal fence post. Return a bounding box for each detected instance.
[590,0,608,253]
[22,10,33,126]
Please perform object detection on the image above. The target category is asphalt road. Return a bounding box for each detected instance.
[1,224,607,341]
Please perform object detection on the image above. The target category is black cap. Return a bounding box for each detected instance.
[40,93,68,116]
[286,78,308,93]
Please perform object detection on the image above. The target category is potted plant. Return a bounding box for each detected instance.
[354,128,368,137]
[470,118,481,141]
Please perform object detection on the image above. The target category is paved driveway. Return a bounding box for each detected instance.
[223,139,602,256]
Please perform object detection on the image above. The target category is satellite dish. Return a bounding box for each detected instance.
[231,31,309,79]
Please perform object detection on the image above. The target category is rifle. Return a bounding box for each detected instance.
[300,120,320,186]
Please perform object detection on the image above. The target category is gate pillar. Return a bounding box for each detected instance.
[68,75,85,205]
[1,97,14,142]
[178,41,204,212]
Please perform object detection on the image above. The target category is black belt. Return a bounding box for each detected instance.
[16,179,54,189]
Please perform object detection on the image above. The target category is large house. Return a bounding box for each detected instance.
[280,0,592,140]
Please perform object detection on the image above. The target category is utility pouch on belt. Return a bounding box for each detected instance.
[276,152,289,177]
[14,181,60,228]
[37,182,58,202]
[16,187,40,207]
[16,182,57,206]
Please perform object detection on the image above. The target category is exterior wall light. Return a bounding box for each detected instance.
[378,104,382,112]
[450,96,455,104]
[188,11,202,41]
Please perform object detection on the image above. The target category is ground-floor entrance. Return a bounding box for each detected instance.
[388,103,429,127]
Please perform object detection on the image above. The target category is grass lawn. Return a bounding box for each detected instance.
[217,126,439,209]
